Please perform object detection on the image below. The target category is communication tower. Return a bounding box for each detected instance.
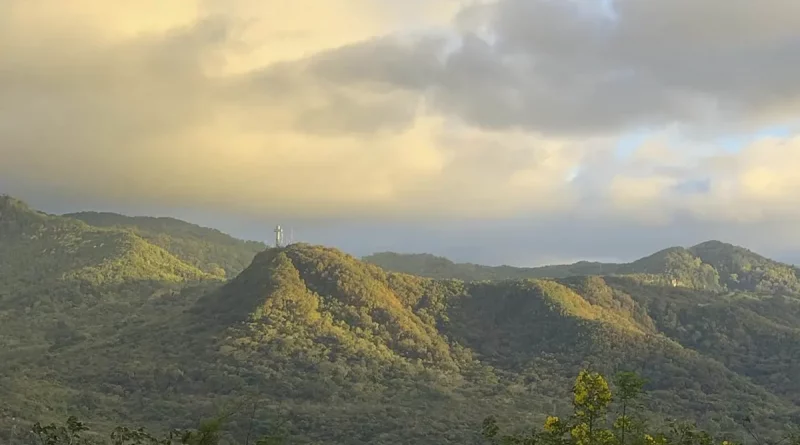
[274,225,284,248]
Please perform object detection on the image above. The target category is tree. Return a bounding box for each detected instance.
[572,370,613,445]
[614,372,646,445]
[31,417,89,445]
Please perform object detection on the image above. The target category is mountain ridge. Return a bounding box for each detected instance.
[365,240,800,294]
[4,195,800,443]
[66,211,266,278]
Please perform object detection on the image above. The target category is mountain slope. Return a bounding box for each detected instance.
[363,252,621,281]
[6,240,797,443]
[66,211,266,278]
[1,197,210,291]
[0,196,223,429]
[3,197,800,443]
[367,241,800,295]
[689,240,800,293]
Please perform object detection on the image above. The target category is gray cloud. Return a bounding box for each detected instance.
[289,0,800,135]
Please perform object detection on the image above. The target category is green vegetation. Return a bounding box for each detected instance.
[365,242,800,294]
[66,211,266,278]
[3,196,800,444]
[362,252,620,281]
[12,370,800,445]
[483,369,800,445]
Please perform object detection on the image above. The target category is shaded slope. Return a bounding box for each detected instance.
[66,211,266,278]
[0,196,221,427]
[608,276,800,404]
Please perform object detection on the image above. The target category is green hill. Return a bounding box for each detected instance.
[3,197,800,444]
[0,196,222,433]
[362,252,620,281]
[366,241,800,295]
[66,211,266,278]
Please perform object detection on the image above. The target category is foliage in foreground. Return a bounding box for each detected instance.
[20,416,283,445]
[482,370,800,445]
[15,370,800,445]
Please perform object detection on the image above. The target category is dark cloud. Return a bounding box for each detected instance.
[438,0,800,134]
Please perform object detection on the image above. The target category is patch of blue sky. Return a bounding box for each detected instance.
[715,124,793,153]
[614,130,651,159]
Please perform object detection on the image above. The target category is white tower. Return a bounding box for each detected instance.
[274,225,284,248]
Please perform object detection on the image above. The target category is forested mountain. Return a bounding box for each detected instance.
[66,211,266,278]
[3,196,800,444]
[365,241,800,294]
[362,252,620,281]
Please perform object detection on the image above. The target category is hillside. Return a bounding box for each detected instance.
[362,252,620,281]
[366,241,800,295]
[66,211,266,278]
[0,196,224,435]
[3,197,800,444]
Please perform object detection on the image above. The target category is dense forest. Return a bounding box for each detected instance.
[364,243,800,294]
[2,195,800,444]
[15,369,800,445]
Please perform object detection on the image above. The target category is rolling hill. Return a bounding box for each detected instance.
[3,196,800,444]
[65,211,266,278]
[365,241,800,294]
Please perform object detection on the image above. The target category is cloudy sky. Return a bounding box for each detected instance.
[3,0,800,266]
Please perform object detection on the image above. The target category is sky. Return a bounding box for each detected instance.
[3,0,800,266]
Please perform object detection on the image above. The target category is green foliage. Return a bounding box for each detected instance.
[482,370,798,445]
[66,212,265,278]
[4,196,800,444]
[22,415,283,445]
[366,241,800,295]
[31,417,90,445]
[363,252,620,281]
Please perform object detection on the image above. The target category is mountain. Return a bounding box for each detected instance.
[66,211,266,278]
[366,241,800,295]
[3,197,800,444]
[689,240,800,293]
[0,196,211,291]
[0,196,223,433]
[362,252,620,281]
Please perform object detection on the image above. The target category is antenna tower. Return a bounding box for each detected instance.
[274,225,284,248]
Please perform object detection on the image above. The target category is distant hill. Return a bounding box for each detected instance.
[0,196,211,290]
[365,241,800,294]
[3,196,800,444]
[362,252,620,281]
[66,211,266,278]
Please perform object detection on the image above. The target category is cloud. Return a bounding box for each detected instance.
[598,133,800,226]
[3,0,800,242]
[430,0,800,135]
[0,0,582,220]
